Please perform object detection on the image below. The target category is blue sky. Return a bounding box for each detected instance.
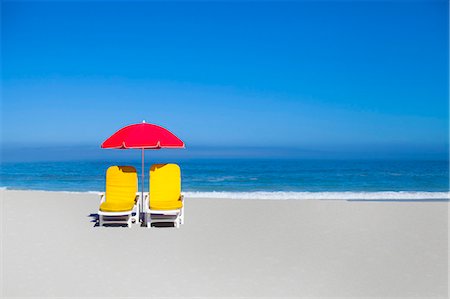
[1,1,448,160]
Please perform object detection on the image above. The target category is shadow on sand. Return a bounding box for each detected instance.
[88,213,99,227]
[88,213,176,228]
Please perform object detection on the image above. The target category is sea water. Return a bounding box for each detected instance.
[1,159,448,200]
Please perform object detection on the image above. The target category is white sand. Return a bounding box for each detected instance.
[1,190,448,298]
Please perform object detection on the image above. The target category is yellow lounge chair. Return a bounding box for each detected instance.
[144,163,184,228]
[98,166,139,227]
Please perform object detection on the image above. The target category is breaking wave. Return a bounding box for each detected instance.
[184,191,450,200]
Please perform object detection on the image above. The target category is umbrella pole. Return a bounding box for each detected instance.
[141,148,144,223]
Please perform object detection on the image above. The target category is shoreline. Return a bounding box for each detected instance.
[1,188,449,201]
[2,190,449,298]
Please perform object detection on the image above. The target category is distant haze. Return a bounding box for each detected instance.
[1,143,448,162]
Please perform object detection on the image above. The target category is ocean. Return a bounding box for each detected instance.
[1,159,449,200]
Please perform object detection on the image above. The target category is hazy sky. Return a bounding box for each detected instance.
[1,1,448,159]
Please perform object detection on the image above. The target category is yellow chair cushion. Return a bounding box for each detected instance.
[149,163,183,210]
[100,166,137,212]
[100,200,135,212]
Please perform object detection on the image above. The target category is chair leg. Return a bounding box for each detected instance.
[99,215,103,227]
[146,213,151,228]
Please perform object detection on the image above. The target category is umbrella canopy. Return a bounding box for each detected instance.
[101,121,184,223]
[101,122,184,149]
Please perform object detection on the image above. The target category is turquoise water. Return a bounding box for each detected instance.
[1,159,448,200]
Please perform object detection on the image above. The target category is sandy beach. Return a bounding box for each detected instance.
[1,190,448,298]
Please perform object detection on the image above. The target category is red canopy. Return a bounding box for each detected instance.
[101,123,185,149]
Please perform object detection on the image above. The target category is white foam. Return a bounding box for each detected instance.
[1,188,449,200]
[87,191,102,194]
[59,190,102,195]
[0,188,102,195]
[184,191,450,200]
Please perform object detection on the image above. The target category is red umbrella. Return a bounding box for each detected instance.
[101,121,185,221]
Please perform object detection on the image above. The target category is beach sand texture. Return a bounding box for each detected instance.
[2,190,448,298]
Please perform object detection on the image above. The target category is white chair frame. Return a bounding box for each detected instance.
[97,192,140,227]
[143,193,184,228]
